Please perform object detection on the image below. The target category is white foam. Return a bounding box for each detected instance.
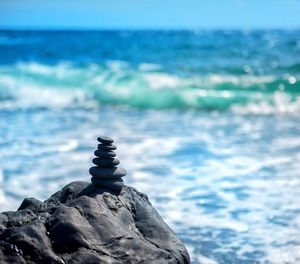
[1,62,299,116]
[144,73,181,89]
[263,246,300,264]
[232,91,300,115]
[0,74,96,110]
[1,107,300,262]
[206,74,276,86]
[17,62,54,75]
[57,140,79,152]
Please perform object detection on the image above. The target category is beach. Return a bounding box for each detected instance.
[0,30,300,263]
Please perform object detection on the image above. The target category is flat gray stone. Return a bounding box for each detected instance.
[97,136,114,145]
[94,150,116,158]
[97,144,117,151]
[89,166,127,179]
[91,177,124,192]
[92,158,120,167]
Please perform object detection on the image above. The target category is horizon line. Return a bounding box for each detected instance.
[0,27,300,32]
[0,26,300,32]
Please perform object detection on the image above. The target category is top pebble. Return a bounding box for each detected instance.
[97,136,114,145]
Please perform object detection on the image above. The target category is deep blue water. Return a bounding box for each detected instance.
[0,30,300,263]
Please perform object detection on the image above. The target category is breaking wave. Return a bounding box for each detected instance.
[0,61,299,114]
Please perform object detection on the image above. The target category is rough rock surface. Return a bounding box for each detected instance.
[0,182,190,263]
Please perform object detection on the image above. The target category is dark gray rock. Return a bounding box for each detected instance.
[0,181,190,264]
[18,198,43,212]
[94,150,116,158]
[2,210,36,228]
[91,177,124,192]
[92,157,120,167]
[89,166,127,179]
[97,144,117,151]
[97,136,114,145]
[0,241,26,264]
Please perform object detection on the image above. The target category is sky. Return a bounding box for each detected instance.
[0,0,300,30]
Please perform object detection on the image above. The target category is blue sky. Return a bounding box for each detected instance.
[0,0,300,29]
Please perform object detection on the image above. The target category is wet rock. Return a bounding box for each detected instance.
[0,182,190,263]
[97,144,117,151]
[94,150,116,158]
[89,166,127,179]
[91,137,126,192]
[97,136,114,145]
[91,178,124,191]
[18,198,43,213]
[92,157,120,167]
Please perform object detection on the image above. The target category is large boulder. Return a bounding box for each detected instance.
[0,182,190,263]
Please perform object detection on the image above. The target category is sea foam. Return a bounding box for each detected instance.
[0,62,299,114]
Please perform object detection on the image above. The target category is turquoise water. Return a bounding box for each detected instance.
[0,30,300,263]
[0,30,300,112]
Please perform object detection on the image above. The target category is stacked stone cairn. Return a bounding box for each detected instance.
[89,136,126,192]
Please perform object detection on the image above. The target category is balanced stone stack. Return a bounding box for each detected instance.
[89,136,126,192]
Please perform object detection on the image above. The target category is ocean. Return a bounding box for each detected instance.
[0,30,300,263]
